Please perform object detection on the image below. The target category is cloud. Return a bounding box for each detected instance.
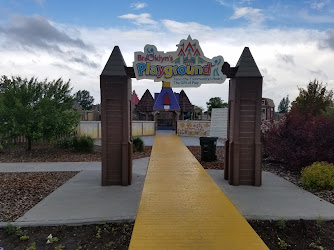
[300,10,334,23]
[69,54,99,68]
[310,0,328,10]
[0,15,92,52]
[51,62,88,77]
[230,7,266,24]
[161,20,212,35]
[308,69,328,79]
[216,0,229,7]
[1,15,334,112]
[319,29,334,50]
[131,2,147,9]
[239,0,255,4]
[276,54,295,65]
[118,13,156,25]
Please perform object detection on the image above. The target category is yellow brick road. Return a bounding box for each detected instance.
[129,133,268,249]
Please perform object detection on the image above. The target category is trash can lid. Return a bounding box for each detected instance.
[199,136,218,142]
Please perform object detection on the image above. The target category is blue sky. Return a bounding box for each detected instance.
[2,0,334,29]
[1,0,334,109]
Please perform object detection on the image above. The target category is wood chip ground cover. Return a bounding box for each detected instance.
[0,143,152,162]
[0,172,78,222]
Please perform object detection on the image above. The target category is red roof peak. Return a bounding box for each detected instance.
[132,90,140,104]
[163,93,171,105]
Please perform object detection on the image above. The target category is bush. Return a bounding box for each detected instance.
[263,109,334,171]
[301,162,334,190]
[56,137,73,149]
[72,135,94,153]
[133,137,144,153]
[0,144,3,153]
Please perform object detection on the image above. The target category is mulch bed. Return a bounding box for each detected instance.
[187,146,224,170]
[133,146,152,160]
[0,172,78,222]
[0,143,101,162]
[0,222,134,250]
[249,220,334,250]
[0,143,152,162]
[1,220,333,250]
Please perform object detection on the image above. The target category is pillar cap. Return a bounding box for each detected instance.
[101,46,127,76]
[235,47,262,77]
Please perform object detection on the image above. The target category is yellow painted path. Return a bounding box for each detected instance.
[129,133,268,249]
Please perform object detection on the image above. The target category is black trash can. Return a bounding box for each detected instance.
[199,137,218,162]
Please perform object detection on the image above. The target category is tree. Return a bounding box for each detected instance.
[278,95,290,113]
[206,97,228,111]
[75,90,94,110]
[0,76,80,150]
[291,79,333,116]
[193,105,203,111]
[263,109,334,171]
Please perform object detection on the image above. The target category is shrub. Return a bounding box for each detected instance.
[72,135,94,153]
[133,137,144,153]
[263,109,334,171]
[56,137,73,149]
[0,143,3,153]
[301,162,334,190]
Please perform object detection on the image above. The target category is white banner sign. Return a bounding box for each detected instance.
[133,36,227,88]
[210,108,228,139]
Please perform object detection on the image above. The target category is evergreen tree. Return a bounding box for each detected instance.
[278,95,290,113]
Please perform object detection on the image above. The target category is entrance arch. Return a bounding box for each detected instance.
[100,41,262,187]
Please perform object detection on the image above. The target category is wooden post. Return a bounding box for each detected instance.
[100,46,132,186]
[223,47,263,186]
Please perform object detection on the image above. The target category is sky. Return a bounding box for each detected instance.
[1,0,334,110]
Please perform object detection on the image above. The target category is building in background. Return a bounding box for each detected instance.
[261,98,275,121]
[76,91,275,124]
[133,82,194,130]
[133,89,155,121]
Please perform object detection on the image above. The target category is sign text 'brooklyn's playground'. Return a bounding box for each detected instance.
[133,36,227,87]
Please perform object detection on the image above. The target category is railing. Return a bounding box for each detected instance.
[0,132,77,144]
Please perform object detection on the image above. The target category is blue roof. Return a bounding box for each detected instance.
[153,87,180,110]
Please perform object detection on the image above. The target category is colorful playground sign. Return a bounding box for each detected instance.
[133,36,227,87]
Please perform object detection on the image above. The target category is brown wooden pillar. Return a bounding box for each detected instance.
[223,47,262,186]
[100,46,132,186]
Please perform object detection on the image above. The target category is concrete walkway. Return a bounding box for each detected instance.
[0,162,101,172]
[208,170,334,220]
